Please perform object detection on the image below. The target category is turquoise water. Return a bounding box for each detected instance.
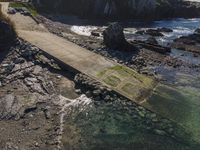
[62,99,198,150]
[63,18,200,149]
[144,69,200,144]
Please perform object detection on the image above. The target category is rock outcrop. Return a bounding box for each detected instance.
[103,23,137,51]
[103,23,126,49]
[33,0,200,19]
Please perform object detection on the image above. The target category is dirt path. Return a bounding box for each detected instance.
[1,2,47,32]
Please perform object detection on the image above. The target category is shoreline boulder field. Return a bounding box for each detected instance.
[0,0,200,149]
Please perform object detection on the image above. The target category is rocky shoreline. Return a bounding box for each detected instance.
[1,3,200,147]
[0,36,197,149]
[36,15,200,75]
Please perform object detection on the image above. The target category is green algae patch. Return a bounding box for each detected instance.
[97,65,156,101]
[103,75,121,87]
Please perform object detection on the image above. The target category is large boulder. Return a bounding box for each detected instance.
[103,23,138,51]
[103,23,127,49]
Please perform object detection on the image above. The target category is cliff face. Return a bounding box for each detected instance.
[34,0,198,19]
[34,0,160,19]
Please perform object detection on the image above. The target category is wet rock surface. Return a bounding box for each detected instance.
[136,28,173,37]
[103,23,126,49]
[172,31,200,54]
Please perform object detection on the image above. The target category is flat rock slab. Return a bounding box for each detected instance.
[18,30,155,102]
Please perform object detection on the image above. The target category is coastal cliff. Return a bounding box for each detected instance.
[33,0,200,19]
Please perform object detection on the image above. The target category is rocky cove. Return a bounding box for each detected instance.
[33,14,200,149]
[0,37,199,149]
[1,1,200,150]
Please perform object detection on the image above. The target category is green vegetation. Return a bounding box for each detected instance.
[9,2,38,16]
[103,75,121,87]
[97,65,156,101]
[98,65,154,88]
[122,83,138,95]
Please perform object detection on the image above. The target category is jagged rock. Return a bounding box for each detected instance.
[195,28,200,34]
[146,29,164,37]
[92,89,101,96]
[146,37,158,45]
[86,91,92,97]
[103,23,126,49]
[44,109,51,119]
[103,23,137,51]
[158,27,173,33]
[13,58,25,64]
[135,30,146,35]
[0,94,23,120]
[91,31,100,37]
[4,64,15,73]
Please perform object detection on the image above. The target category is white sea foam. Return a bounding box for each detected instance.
[56,94,92,149]
[71,26,98,36]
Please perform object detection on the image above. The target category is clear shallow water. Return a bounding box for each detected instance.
[62,98,198,150]
[144,67,200,143]
[67,18,200,149]
[171,49,200,65]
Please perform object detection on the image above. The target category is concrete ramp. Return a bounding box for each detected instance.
[18,30,155,102]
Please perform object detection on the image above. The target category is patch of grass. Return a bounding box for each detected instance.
[122,83,138,97]
[97,69,107,77]
[98,65,155,87]
[103,75,121,87]
[115,66,154,87]
[9,2,38,16]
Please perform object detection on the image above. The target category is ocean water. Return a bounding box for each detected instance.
[65,18,200,149]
